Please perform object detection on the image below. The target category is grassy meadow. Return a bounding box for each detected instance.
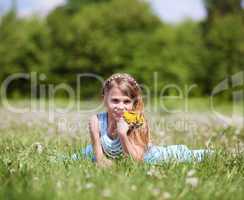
[0,99,243,200]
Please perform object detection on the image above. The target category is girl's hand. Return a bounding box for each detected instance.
[117,117,129,136]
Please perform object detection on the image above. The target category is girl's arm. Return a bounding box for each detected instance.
[117,118,144,161]
[119,134,145,161]
[88,115,112,167]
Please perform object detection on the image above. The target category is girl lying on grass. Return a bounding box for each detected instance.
[72,73,213,167]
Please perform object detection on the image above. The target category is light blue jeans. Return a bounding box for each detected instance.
[71,144,213,164]
[143,144,213,164]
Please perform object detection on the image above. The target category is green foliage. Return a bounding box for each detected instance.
[0,0,243,98]
[204,0,242,16]
[0,12,50,96]
[202,0,244,96]
[66,0,112,14]
[205,14,244,77]
[46,0,162,97]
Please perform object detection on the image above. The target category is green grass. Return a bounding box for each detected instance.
[0,99,244,199]
[0,127,243,200]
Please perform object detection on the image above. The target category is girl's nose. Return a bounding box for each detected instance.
[117,102,125,110]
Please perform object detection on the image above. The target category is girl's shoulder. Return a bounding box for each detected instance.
[96,111,108,120]
[89,112,107,121]
[88,112,107,127]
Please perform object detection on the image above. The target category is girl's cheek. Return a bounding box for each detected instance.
[110,103,116,109]
[110,104,117,111]
[127,103,133,110]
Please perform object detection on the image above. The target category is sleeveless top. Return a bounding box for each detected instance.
[98,112,123,159]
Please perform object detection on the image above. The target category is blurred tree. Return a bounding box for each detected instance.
[126,21,205,96]
[204,0,242,21]
[46,7,74,84]
[204,15,244,95]
[0,11,50,96]
[202,0,244,97]
[1,0,242,99]
[46,0,161,97]
[0,10,18,82]
[66,0,111,14]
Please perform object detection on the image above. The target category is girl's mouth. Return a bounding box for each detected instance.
[114,111,124,118]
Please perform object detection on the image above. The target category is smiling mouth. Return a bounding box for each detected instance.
[114,111,124,117]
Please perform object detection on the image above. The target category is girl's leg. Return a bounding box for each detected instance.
[144,144,213,164]
[192,149,214,162]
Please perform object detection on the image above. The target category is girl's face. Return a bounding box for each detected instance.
[104,86,134,121]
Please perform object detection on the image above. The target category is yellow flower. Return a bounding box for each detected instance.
[123,111,144,127]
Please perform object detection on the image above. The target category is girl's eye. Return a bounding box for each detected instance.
[124,100,132,104]
[111,99,119,103]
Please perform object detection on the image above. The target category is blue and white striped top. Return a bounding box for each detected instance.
[98,112,123,159]
[79,112,123,160]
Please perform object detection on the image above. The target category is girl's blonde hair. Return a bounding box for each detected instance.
[102,73,150,150]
